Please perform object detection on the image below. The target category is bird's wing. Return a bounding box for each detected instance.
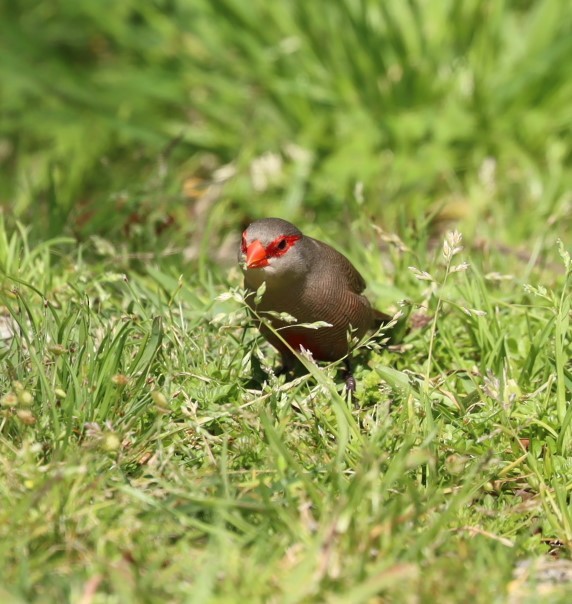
[307,237,368,294]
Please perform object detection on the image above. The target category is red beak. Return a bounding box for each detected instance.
[245,240,268,268]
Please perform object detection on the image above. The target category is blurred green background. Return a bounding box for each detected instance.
[1,0,570,254]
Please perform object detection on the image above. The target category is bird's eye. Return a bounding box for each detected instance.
[277,238,287,250]
[241,233,247,253]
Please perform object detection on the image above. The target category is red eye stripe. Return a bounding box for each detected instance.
[265,234,301,258]
[241,233,247,253]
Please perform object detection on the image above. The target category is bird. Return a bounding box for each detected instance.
[238,217,391,391]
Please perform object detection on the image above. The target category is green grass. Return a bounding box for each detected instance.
[1,0,572,602]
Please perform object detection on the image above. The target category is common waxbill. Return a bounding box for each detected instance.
[239,218,390,390]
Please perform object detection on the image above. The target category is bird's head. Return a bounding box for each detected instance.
[239,218,307,287]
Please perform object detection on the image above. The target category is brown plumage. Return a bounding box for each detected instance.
[238,218,390,388]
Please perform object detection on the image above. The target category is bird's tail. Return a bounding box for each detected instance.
[373,309,393,327]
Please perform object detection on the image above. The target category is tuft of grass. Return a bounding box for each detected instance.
[0,216,570,601]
